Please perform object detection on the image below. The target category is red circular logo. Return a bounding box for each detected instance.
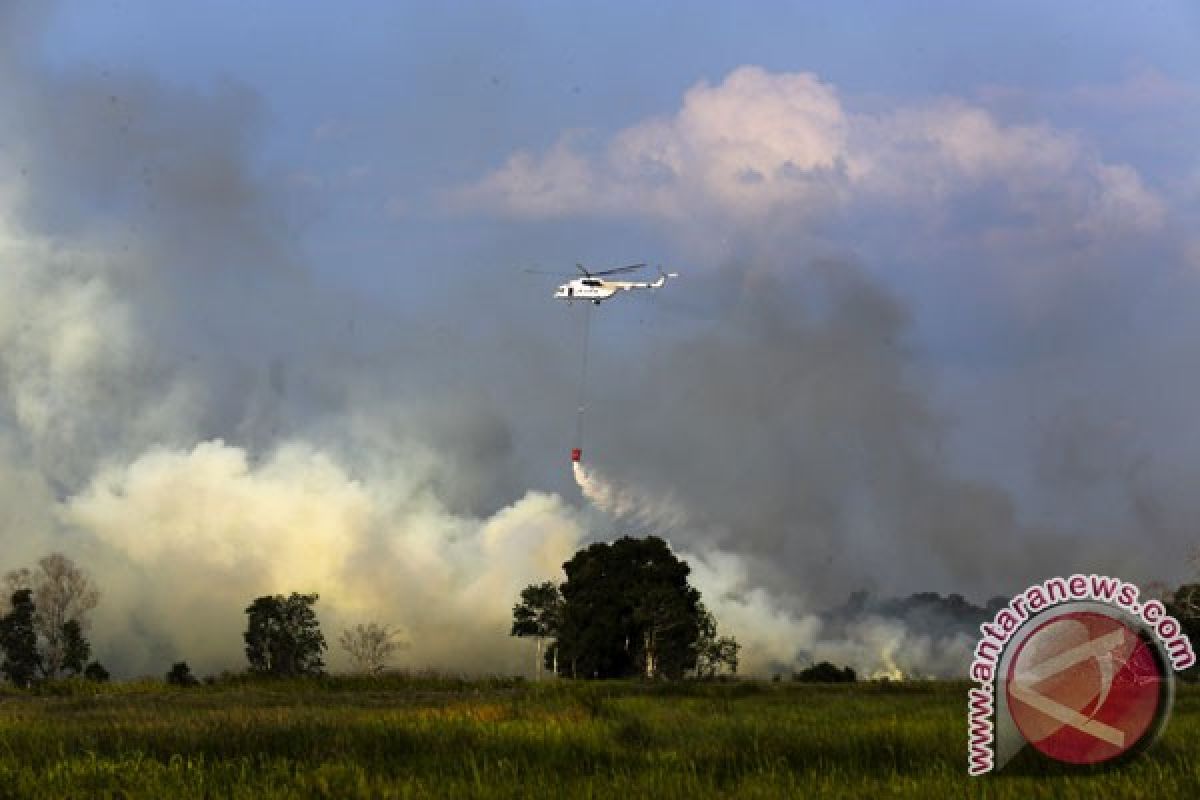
[1005,611,1165,765]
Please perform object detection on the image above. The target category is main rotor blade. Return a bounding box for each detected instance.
[523,268,577,277]
[588,263,646,277]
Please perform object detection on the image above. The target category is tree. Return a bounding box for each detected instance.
[166,661,199,686]
[4,553,100,678]
[693,605,741,679]
[60,620,90,676]
[338,623,408,675]
[634,583,700,680]
[244,592,327,677]
[555,536,705,680]
[0,590,41,687]
[510,581,563,680]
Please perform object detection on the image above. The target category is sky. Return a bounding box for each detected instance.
[1,1,1199,678]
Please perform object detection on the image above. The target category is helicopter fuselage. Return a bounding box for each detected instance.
[554,273,671,304]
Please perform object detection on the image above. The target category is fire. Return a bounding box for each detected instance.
[869,644,907,681]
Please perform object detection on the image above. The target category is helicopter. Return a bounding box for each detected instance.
[526,263,679,305]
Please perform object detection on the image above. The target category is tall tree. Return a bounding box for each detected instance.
[556,536,705,680]
[0,589,41,687]
[511,581,563,680]
[338,623,407,675]
[244,592,327,677]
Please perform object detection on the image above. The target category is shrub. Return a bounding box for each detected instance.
[793,661,857,683]
[82,661,109,683]
[165,661,199,687]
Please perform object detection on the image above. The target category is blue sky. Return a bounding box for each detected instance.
[33,2,1200,309]
[2,2,1200,674]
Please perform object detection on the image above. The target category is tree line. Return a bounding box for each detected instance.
[237,535,743,683]
[0,554,409,686]
[9,543,1200,686]
[0,538,734,686]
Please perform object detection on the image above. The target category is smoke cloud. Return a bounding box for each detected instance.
[60,440,583,676]
[572,459,995,678]
[0,16,590,676]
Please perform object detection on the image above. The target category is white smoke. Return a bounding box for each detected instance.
[804,617,976,680]
[58,440,586,676]
[572,461,688,531]
[0,35,607,678]
[572,459,966,677]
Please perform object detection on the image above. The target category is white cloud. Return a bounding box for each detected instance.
[1070,65,1199,112]
[1080,162,1166,234]
[607,67,853,221]
[452,65,1165,239]
[452,134,603,218]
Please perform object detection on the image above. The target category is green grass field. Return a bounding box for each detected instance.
[0,676,1195,798]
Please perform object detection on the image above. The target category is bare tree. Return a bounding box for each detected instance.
[338,623,408,674]
[30,554,100,678]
